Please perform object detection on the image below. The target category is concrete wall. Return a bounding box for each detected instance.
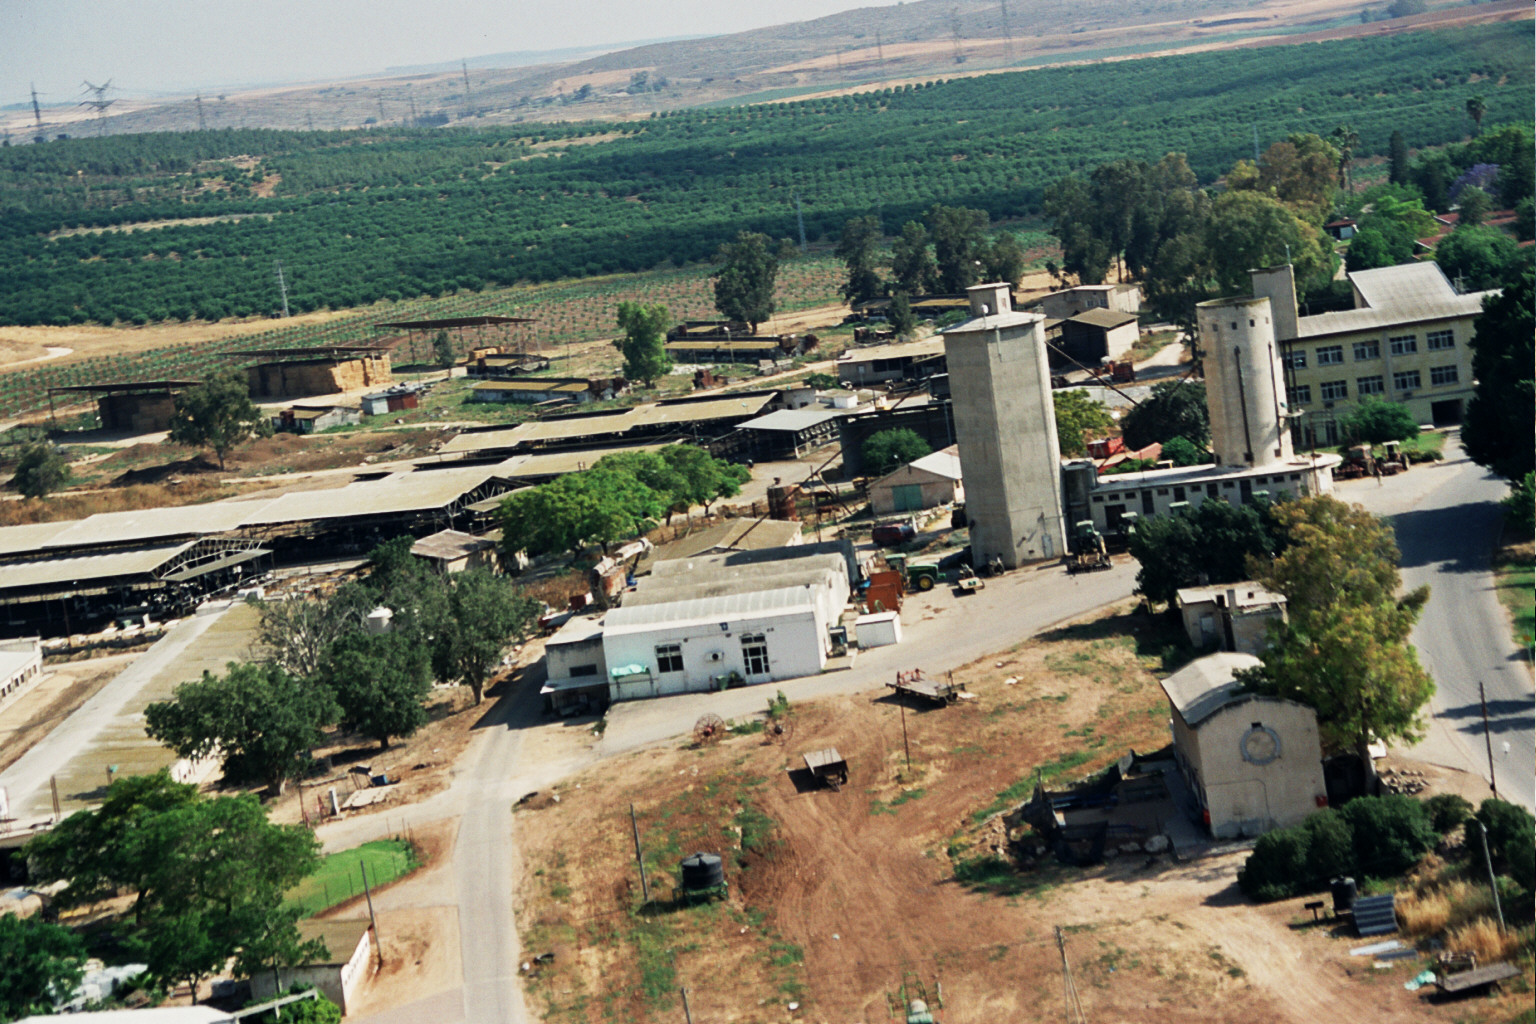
[249,928,371,1013]
[1177,697,1327,839]
[547,634,606,684]
[943,283,1067,568]
[1197,296,1293,469]
[603,606,825,700]
[0,637,43,712]
[1179,596,1286,656]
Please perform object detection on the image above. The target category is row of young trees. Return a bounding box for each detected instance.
[1,23,1526,326]
[836,205,1029,305]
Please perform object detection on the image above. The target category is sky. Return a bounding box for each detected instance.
[3,0,898,107]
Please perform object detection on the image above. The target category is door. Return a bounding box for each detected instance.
[741,633,770,678]
[891,484,924,512]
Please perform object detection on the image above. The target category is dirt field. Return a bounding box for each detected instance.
[0,655,135,775]
[510,604,1523,1024]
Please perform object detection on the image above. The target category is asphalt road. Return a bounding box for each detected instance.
[1346,440,1534,810]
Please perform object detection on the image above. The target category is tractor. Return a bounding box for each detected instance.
[1066,520,1112,574]
[884,553,943,592]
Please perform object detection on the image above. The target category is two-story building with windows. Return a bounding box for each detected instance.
[1251,263,1495,446]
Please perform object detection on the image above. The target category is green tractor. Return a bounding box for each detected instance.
[1067,520,1111,574]
[884,553,943,592]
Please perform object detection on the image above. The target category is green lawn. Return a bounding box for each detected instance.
[1495,554,1534,651]
[1398,432,1448,457]
[286,838,419,917]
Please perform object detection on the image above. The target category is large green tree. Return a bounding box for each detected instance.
[1462,265,1534,481]
[9,441,72,498]
[835,215,885,304]
[428,569,541,704]
[613,301,672,386]
[167,368,270,470]
[1204,190,1334,295]
[1434,224,1523,292]
[1052,390,1114,457]
[982,231,1028,288]
[255,583,373,678]
[1239,496,1434,771]
[0,913,88,1020]
[925,204,990,293]
[712,232,787,332]
[25,774,323,1002]
[890,221,938,295]
[144,662,338,795]
[500,463,669,559]
[325,630,433,749]
[1337,398,1419,445]
[1120,379,1209,451]
[862,428,931,475]
[1129,498,1281,606]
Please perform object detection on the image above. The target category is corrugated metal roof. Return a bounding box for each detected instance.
[241,466,500,524]
[838,337,946,363]
[647,520,803,563]
[410,529,497,561]
[1067,308,1139,329]
[0,542,195,590]
[1159,652,1262,726]
[629,562,843,606]
[34,500,276,550]
[737,408,844,432]
[444,393,777,449]
[603,585,817,635]
[494,444,668,480]
[471,380,589,392]
[1294,292,1492,339]
[1348,262,1458,308]
[904,446,963,481]
[0,521,79,556]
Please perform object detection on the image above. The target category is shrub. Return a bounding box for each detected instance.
[1501,471,1535,538]
[1424,793,1474,834]
[1238,808,1348,901]
[1471,798,1536,875]
[1341,793,1437,877]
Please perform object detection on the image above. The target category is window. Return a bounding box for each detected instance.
[1316,345,1344,366]
[1393,370,1422,391]
[1282,351,1307,370]
[1426,329,1455,351]
[1389,335,1418,355]
[1141,490,1155,515]
[1356,375,1384,396]
[1430,365,1459,386]
[1319,380,1348,401]
[1288,384,1312,405]
[655,643,684,674]
[569,664,599,677]
[741,634,769,676]
[1353,340,1380,361]
[1206,483,1219,498]
[1173,486,1186,502]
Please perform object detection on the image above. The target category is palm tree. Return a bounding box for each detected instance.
[1466,95,1487,137]
[1331,124,1359,194]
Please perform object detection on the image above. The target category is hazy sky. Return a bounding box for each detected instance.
[4,0,894,106]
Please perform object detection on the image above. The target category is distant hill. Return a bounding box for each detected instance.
[3,0,1528,138]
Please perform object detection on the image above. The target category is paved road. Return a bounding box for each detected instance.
[1346,439,1534,810]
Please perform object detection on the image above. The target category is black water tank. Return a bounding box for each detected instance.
[680,852,724,891]
[1331,876,1357,914]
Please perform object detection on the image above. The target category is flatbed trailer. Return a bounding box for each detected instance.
[1434,962,1520,997]
[888,669,962,705]
[803,747,849,791]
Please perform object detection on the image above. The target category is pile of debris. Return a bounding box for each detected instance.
[1378,766,1429,795]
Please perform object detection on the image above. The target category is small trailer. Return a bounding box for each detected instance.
[888,669,962,705]
[803,748,849,791]
[1433,961,1520,997]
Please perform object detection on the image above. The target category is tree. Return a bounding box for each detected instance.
[1501,472,1534,538]
[1462,265,1534,481]
[982,231,1027,287]
[429,569,540,704]
[1242,133,1340,223]
[1160,436,1208,467]
[9,441,71,498]
[886,292,918,338]
[712,232,787,332]
[1337,398,1419,445]
[1052,390,1113,457]
[167,368,270,470]
[1330,124,1359,193]
[1120,379,1209,451]
[1239,496,1434,770]
[1388,130,1410,186]
[145,662,338,795]
[0,913,88,1020]
[1455,186,1491,228]
[431,329,455,367]
[862,428,931,476]
[890,221,938,295]
[925,204,990,293]
[1128,498,1281,606]
[1344,226,1408,273]
[25,776,322,1003]
[1043,175,1113,285]
[1434,225,1523,293]
[1205,190,1333,295]
[835,215,884,304]
[655,444,748,517]
[255,583,373,678]
[1466,94,1487,136]
[324,630,433,749]
[613,301,672,385]
[1346,191,1436,272]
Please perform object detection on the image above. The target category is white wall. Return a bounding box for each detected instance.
[603,606,826,700]
[1179,697,1327,840]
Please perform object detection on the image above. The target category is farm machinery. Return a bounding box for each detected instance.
[1066,520,1112,574]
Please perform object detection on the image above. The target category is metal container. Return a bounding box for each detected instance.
[1331,876,1357,914]
[680,852,725,892]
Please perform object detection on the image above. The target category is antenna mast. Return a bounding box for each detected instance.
[461,61,471,107]
[30,83,46,142]
[195,93,207,131]
[1000,0,1015,60]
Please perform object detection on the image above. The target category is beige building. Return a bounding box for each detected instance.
[1036,283,1141,321]
[1176,583,1287,656]
[1161,652,1328,840]
[1250,263,1494,444]
[249,919,373,1013]
[868,445,964,515]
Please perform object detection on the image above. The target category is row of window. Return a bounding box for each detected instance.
[1284,329,1456,369]
[654,636,770,675]
[1094,472,1305,506]
[1289,366,1459,404]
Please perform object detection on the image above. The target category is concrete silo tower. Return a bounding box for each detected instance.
[941,282,1067,569]
[1196,295,1294,469]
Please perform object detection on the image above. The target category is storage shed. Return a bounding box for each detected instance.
[241,346,392,398]
[1160,652,1327,840]
[409,529,499,573]
[867,445,963,514]
[1176,582,1287,656]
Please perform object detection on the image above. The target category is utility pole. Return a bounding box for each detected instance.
[1473,821,1506,934]
[80,80,116,136]
[30,83,46,143]
[1479,681,1497,799]
[680,987,694,1024]
[999,0,1015,60]
[195,93,207,131]
[629,803,651,903]
[461,60,472,106]
[361,860,383,958]
[1055,926,1087,1024]
[899,697,912,771]
[274,260,291,318]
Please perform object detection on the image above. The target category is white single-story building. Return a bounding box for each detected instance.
[868,445,964,515]
[540,614,609,714]
[409,529,500,573]
[249,919,373,1014]
[1176,583,1287,656]
[1160,652,1328,840]
[0,636,43,710]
